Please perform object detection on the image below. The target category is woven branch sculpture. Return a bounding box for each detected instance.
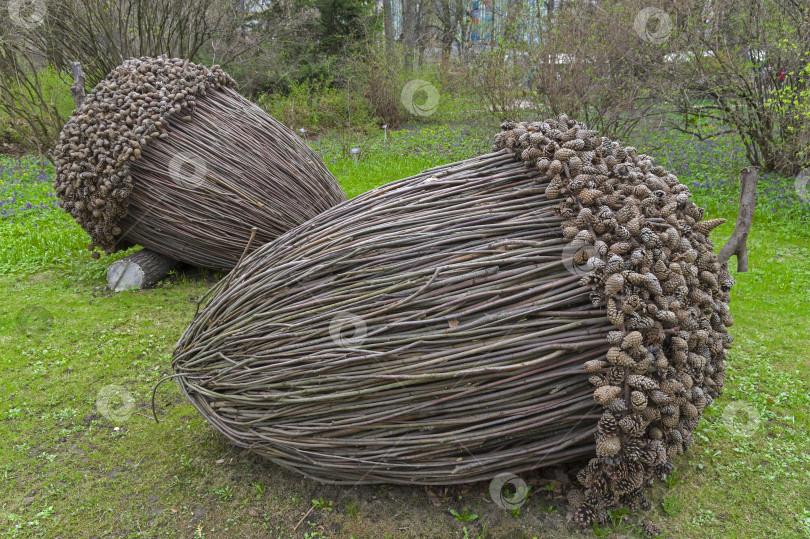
[172,116,733,528]
[53,56,346,270]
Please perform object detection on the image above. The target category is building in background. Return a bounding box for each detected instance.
[470,0,494,43]
[377,0,550,58]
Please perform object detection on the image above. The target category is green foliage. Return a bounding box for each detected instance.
[0,156,134,278]
[538,503,557,514]
[256,78,380,135]
[214,485,234,501]
[661,495,682,516]
[314,0,378,54]
[312,497,333,512]
[591,508,644,537]
[346,499,358,519]
[252,482,266,498]
[222,0,378,96]
[462,523,487,539]
[662,466,683,489]
[253,45,482,135]
[449,508,478,523]
[799,509,810,537]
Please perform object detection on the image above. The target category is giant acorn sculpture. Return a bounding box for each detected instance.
[170,116,733,528]
[53,56,346,270]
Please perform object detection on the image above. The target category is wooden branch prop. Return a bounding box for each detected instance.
[107,249,177,292]
[718,166,758,272]
[70,62,86,108]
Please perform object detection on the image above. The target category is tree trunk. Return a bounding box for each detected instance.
[441,39,452,72]
[383,0,394,46]
[416,4,427,67]
[403,0,418,69]
[456,0,469,61]
[718,166,759,272]
[490,0,496,48]
[107,249,178,292]
[438,0,455,72]
[504,0,523,41]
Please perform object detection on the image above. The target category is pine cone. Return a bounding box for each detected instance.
[606,397,629,413]
[641,520,662,538]
[627,375,659,390]
[631,390,648,411]
[596,434,622,457]
[594,385,622,405]
[585,359,608,373]
[693,218,726,236]
[605,273,625,297]
[607,330,624,345]
[621,331,644,350]
[607,347,635,367]
[619,414,646,436]
[572,503,598,528]
[598,412,619,436]
[566,488,585,508]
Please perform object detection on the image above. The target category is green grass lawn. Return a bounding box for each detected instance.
[1,125,809,538]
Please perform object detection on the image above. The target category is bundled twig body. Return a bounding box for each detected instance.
[174,152,611,483]
[172,117,733,527]
[53,56,346,270]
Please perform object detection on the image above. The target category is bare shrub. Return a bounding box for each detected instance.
[464,39,534,121]
[358,39,403,128]
[0,0,244,155]
[31,0,231,86]
[661,0,810,174]
[530,0,661,140]
[0,26,73,154]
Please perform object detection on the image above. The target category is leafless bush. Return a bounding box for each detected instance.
[31,0,232,86]
[661,0,810,174]
[530,0,661,140]
[0,25,72,154]
[0,0,245,155]
[353,36,404,128]
[464,40,534,121]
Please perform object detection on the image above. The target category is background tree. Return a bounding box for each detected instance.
[661,0,810,174]
[316,0,378,54]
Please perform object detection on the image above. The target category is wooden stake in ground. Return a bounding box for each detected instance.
[719,166,759,272]
[70,62,86,108]
[107,250,177,291]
